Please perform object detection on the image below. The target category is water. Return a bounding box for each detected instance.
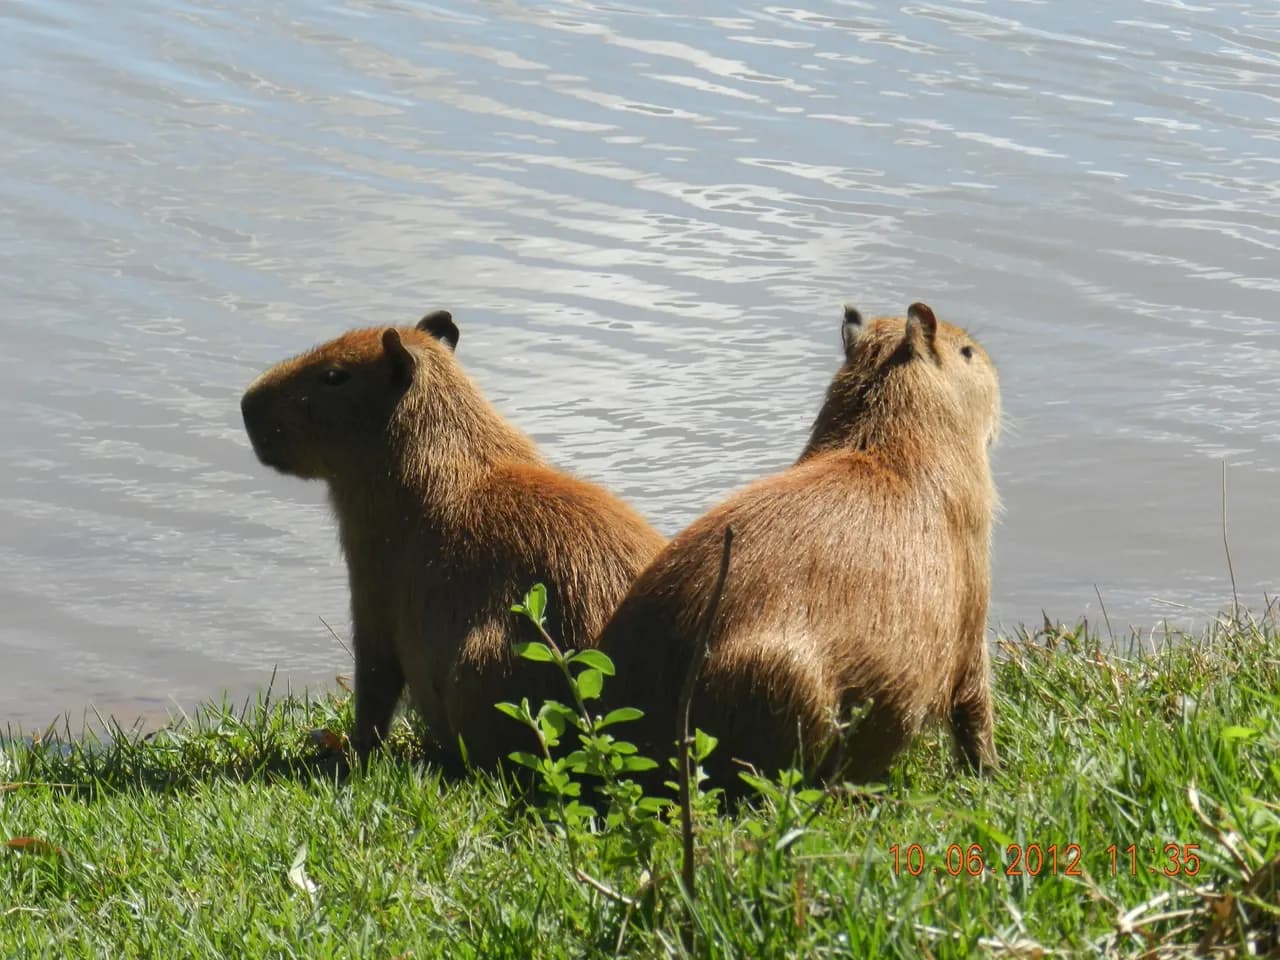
[2,0,1277,730]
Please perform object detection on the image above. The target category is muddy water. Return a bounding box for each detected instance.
[2,0,1277,729]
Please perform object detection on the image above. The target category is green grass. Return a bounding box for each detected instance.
[2,615,1278,958]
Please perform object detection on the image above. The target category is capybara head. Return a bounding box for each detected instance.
[804,302,1000,458]
[241,310,460,480]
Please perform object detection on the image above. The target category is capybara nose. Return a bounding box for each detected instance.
[241,384,263,421]
[240,385,285,469]
[240,385,272,440]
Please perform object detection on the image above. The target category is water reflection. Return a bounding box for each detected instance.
[0,0,1275,728]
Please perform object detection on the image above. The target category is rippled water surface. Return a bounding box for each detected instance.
[2,0,1277,728]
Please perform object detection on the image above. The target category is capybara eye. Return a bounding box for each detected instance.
[320,367,349,386]
[960,345,974,361]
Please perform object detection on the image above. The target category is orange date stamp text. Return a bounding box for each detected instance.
[889,842,1201,878]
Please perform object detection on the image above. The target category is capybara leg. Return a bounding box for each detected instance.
[823,702,910,786]
[949,650,997,773]
[690,670,839,804]
[353,643,405,761]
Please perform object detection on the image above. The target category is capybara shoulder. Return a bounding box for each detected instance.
[598,301,1001,799]
[242,310,665,767]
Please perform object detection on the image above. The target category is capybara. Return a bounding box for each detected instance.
[241,310,665,768]
[598,302,1001,798]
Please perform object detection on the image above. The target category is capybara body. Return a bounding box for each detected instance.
[598,302,1000,797]
[241,311,665,768]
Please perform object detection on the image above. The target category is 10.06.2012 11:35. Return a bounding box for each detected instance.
[889,842,1202,878]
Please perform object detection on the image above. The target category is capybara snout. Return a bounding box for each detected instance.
[241,324,428,481]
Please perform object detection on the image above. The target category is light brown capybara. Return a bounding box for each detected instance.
[598,302,1001,798]
[241,311,665,768]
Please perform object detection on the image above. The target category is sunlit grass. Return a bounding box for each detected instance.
[2,614,1276,958]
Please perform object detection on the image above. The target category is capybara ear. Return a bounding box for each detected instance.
[906,302,938,347]
[382,328,417,388]
[841,304,864,358]
[417,310,459,352]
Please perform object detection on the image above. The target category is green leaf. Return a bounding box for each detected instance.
[775,828,808,852]
[569,649,616,676]
[598,707,644,728]
[1221,725,1260,741]
[538,713,567,747]
[526,584,547,624]
[576,669,604,700]
[537,702,576,736]
[637,796,673,814]
[693,729,719,761]
[620,755,659,772]
[508,751,544,770]
[562,800,592,821]
[494,702,523,721]
[546,768,575,792]
[513,641,556,663]
[738,772,774,797]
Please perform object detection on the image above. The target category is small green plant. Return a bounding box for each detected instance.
[498,584,672,893]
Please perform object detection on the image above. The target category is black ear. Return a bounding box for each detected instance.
[382,328,416,388]
[841,304,864,357]
[906,302,938,345]
[417,310,459,351]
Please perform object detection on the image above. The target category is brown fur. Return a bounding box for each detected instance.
[598,302,1001,797]
[241,312,665,768]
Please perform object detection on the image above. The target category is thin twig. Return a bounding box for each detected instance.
[1222,460,1239,623]
[677,526,735,912]
[319,615,353,661]
[1115,889,1178,933]
[1094,584,1115,644]
[612,900,636,959]
[1188,784,1254,873]
[890,913,1062,956]
[573,867,639,909]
